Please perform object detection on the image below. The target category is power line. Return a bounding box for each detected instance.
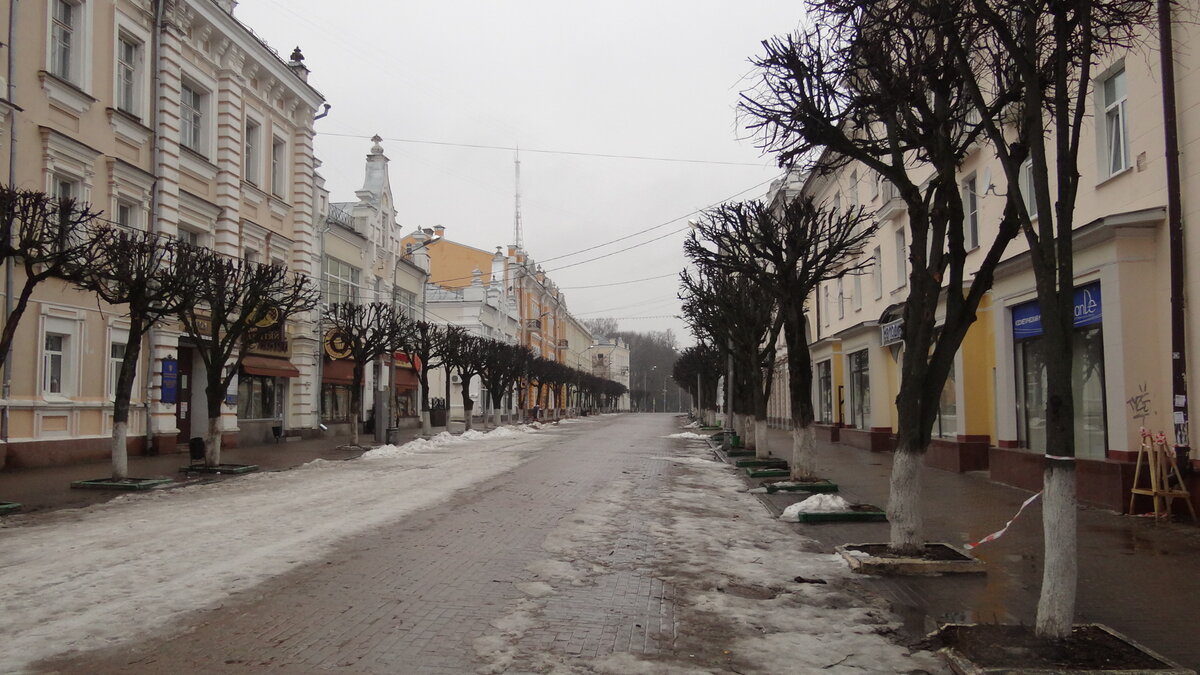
[559,272,678,290]
[319,131,770,167]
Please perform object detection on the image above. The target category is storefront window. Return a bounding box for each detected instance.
[322,384,352,423]
[848,350,870,428]
[935,363,957,438]
[1013,283,1107,458]
[817,360,833,424]
[237,374,280,420]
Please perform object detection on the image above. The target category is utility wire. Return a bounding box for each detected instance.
[558,272,678,290]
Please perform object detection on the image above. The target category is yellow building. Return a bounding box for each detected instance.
[0,0,324,466]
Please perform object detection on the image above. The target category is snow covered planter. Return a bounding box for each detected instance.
[0,501,21,515]
[778,494,886,523]
[763,479,839,494]
[932,623,1195,674]
[70,477,173,491]
[734,457,787,468]
[835,543,986,575]
[179,463,259,475]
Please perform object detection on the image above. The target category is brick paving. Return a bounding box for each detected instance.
[36,415,684,674]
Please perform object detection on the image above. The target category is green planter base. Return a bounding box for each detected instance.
[765,480,839,494]
[735,457,788,468]
[179,463,259,475]
[0,501,21,515]
[71,477,174,491]
[746,467,790,478]
[796,508,886,523]
[724,449,754,457]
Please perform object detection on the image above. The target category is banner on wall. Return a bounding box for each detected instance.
[1011,282,1102,339]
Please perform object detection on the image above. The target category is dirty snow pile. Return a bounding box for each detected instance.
[0,424,555,674]
[665,431,710,440]
[779,494,853,522]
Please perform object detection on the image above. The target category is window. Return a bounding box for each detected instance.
[237,374,280,420]
[934,362,957,438]
[837,277,845,319]
[321,383,352,422]
[116,200,140,230]
[870,172,881,201]
[962,174,978,249]
[53,175,77,202]
[50,0,76,81]
[323,256,360,304]
[176,227,202,247]
[849,170,858,208]
[108,341,126,401]
[823,286,830,327]
[1102,67,1130,176]
[848,349,870,428]
[396,289,418,319]
[244,120,261,185]
[180,82,204,153]
[271,136,287,197]
[1019,159,1037,219]
[894,229,907,288]
[116,35,140,114]
[816,360,833,424]
[43,333,67,394]
[872,246,882,299]
[853,272,862,311]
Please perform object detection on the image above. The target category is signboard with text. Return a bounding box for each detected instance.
[1011,282,1102,339]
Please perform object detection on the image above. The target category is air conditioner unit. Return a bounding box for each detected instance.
[450,374,462,384]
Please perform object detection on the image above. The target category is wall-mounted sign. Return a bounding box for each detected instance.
[880,319,905,347]
[160,357,179,405]
[1011,282,1102,339]
[248,322,290,357]
[324,328,352,359]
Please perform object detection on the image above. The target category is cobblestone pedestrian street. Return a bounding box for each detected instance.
[31,414,938,674]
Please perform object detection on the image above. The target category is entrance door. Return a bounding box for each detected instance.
[175,347,194,444]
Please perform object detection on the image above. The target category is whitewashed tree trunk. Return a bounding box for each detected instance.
[205,416,223,467]
[754,418,770,458]
[741,414,756,450]
[421,411,431,436]
[887,446,925,555]
[1036,463,1077,638]
[111,421,129,479]
[493,409,502,427]
[790,425,817,480]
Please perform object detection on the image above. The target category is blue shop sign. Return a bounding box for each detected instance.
[160,357,178,405]
[1011,282,1102,339]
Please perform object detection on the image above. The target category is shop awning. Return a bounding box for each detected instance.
[242,355,301,378]
[322,358,355,385]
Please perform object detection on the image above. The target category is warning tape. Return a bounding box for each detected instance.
[964,491,1042,550]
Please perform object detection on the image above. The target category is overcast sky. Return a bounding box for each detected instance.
[235,1,805,347]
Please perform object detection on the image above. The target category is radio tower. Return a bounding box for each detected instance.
[513,148,524,251]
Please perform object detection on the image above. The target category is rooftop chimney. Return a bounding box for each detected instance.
[287,47,309,82]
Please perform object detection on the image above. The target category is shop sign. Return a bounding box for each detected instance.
[880,319,904,347]
[160,357,178,405]
[393,351,420,370]
[324,328,352,359]
[1011,282,1102,339]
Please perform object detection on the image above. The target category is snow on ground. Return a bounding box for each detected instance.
[664,431,711,440]
[0,425,557,674]
[779,494,854,521]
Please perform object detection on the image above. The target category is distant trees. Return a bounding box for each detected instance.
[323,302,414,446]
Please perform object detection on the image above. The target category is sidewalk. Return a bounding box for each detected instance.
[743,425,1200,669]
[0,425,440,514]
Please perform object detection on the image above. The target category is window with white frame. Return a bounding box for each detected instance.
[50,0,78,82]
[823,286,830,327]
[871,172,881,201]
[180,81,205,153]
[116,35,141,115]
[849,170,858,208]
[323,256,360,305]
[853,271,862,311]
[837,277,845,318]
[115,199,140,229]
[52,175,78,202]
[43,333,67,394]
[271,136,287,197]
[176,226,199,247]
[872,246,882,299]
[108,339,127,401]
[245,119,261,185]
[894,229,907,288]
[1019,159,1038,219]
[396,289,418,319]
[962,173,978,249]
[1102,66,1130,177]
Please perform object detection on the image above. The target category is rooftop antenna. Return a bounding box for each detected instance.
[513,147,523,251]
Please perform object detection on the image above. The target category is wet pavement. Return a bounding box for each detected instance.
[743,425,1200,669]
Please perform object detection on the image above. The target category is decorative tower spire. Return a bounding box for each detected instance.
[513,148,523,251]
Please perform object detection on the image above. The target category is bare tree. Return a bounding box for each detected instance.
[686,199,874,477]
[0,188,102,372]
[443,330,487,431]
[323,302,414,446]
[743,1,1022,554]
[581,317,619,339]
[177,256,320,466]
[478,341,532,427]
[410,321,451,435]
[74,229,199,478]
[946,0,1157,638]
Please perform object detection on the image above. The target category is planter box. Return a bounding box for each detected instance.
[836,542,986,575]
[179,463,259,475]
[735,458,788,468]
[746,467,790,478]
[765,480,839,494]
[797,508,886,523]
[936,623,1194,674]
[70,477,173,491]
[724,449,754,457]
[0,501,21,515]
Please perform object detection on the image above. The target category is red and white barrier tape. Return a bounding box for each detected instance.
[964,491,1042,550]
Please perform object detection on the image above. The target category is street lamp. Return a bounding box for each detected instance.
[642,365,657,412]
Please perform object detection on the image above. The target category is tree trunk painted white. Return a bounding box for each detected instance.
[887,446,925,555]
[493,409,502,427]
[111,421,129,479]
[1036,463,1077,638]
[205,416,223,467]
[421,410,431,436]
[790,425,817,480]
[754,417,770,458]
[740,413,755,450]
[464,410,474,432]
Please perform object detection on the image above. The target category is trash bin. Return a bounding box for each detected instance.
[386,427,401,445]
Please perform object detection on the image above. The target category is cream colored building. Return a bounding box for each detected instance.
[768,14,1200,512]
[0,0,324,465]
